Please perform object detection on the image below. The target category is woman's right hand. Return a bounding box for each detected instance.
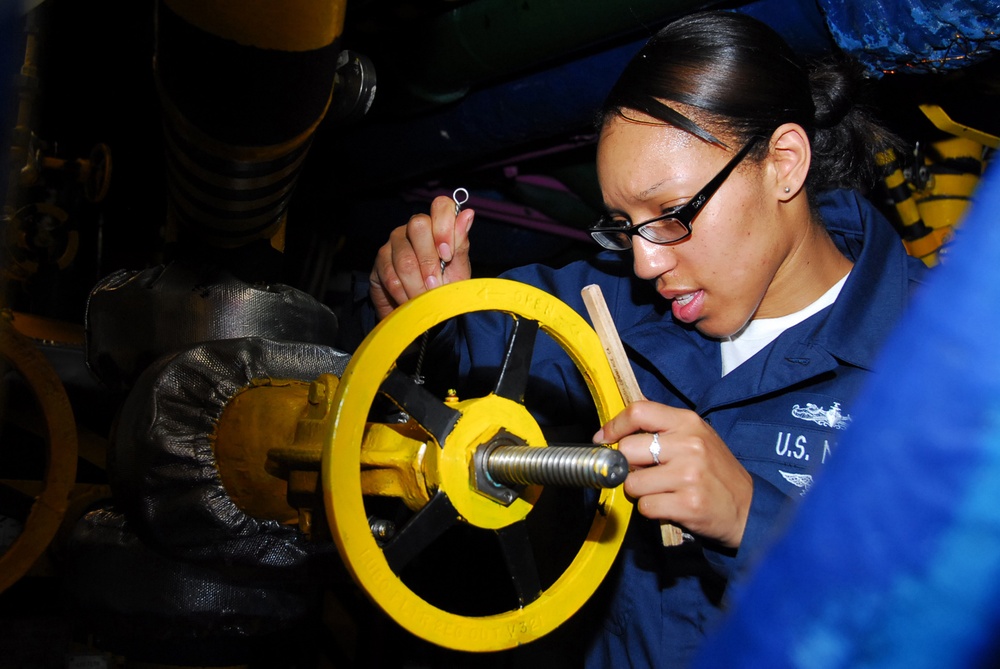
[369,195,475,320]
[595,401,753,549]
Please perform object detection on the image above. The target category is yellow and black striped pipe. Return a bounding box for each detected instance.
[876,147,948,265]
[154,0,346,249]
[889,105,999,267]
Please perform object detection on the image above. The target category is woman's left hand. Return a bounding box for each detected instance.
[594,400,753,548]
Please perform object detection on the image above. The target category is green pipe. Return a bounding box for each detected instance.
[374,0,719,109]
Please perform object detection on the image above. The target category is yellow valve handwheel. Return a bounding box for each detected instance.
[0,317,78,593]
[322,278,631,652]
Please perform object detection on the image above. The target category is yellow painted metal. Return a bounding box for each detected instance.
[322,278,630,652]
[213,373,357,538]
[0,314,78,593]
[919,104,1000,150]
[357,395,546,524]
[910,112,988,266]
[164,0,347,51]
[915,136,982,230]
[9,311,85,347]
[878,148,922,228]
[879,105,993,267]
[213,379,315,523]
[436,394,545,529]
[359,421,436,511]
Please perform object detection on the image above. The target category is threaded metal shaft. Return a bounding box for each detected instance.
[485,445,628,489]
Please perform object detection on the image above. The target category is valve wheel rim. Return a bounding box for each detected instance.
[0,319,78,594]
[322,278,630,652]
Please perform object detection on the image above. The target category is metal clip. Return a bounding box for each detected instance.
[453,187,469,215]
[444,187,470,270]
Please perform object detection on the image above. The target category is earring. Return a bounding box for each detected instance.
[783,186,791,193]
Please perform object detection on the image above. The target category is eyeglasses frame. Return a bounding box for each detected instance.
[589,135,763,250]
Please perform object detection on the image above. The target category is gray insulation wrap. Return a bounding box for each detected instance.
[109,336,350,569]
[85,261,340,390]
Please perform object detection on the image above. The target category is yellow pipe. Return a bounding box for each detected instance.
[215,374,442,522]
[213,379,314,523]
[164,0,346,51]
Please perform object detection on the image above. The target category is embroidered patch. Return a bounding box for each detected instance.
[779,470,814,496]
[791,401,852,430]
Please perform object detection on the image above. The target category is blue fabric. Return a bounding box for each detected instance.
[435,189,925,667]
[819,0,1000,75]
[690,165,1000,668]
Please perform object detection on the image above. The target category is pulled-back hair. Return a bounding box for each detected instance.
[601,11,905,196]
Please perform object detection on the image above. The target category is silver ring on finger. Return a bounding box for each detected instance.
[649,432,661,466]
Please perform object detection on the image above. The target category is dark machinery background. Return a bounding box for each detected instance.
[6,0,999,323]
[1,0,998,667]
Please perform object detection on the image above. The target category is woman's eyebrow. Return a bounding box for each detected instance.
[638,180,668,200]
[604,175,684,212]
[639,172,687,201]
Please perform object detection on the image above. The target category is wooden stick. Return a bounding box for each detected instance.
[582,284,687,547]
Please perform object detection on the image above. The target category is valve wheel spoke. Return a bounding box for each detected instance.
[380,367,461,447]
[493,317,539,403]
[383,491,460,574]
[495,521,542,606]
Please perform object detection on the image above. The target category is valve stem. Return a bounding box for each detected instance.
[485,445,628,489]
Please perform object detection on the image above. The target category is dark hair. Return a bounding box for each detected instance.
[600,11,904,195]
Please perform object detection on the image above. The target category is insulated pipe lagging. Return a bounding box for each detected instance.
[154,0,345,248]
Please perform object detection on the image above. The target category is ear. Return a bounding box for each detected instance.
[767,123,811,202]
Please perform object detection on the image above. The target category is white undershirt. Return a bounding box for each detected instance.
[720,273,850,376]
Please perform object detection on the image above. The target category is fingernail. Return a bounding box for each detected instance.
[592,428,605,444]
[425,274,439,290]
[438,242,452,263]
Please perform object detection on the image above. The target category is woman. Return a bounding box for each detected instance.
[365,10,926,667]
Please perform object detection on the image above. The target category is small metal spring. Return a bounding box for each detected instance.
[485,445,628,489]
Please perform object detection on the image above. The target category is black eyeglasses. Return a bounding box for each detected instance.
[589,136,762,251]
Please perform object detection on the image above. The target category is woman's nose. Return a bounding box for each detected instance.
[632,236,676,280]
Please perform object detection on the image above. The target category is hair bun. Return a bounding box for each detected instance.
[809,58,862,129]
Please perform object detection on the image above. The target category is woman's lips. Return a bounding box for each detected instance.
[667,289,704,323]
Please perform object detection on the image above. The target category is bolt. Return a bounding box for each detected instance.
[308,380,327,405]
[369,516,396,543]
